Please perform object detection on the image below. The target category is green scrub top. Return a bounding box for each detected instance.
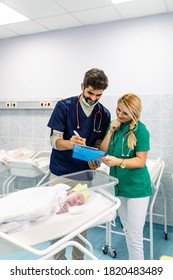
[108,121,152,198]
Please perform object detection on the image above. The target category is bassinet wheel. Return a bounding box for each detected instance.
[164,232,168,240]
[102,244,108,254]
[109,248,117,258]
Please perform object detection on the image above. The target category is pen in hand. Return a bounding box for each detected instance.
[73,130,86,146]
[73,130,80,137]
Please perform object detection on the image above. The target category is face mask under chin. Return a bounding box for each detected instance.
[81,95,98,108]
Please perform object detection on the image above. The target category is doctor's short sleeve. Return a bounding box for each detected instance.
[135,122,150,152]
[47,100,67,131]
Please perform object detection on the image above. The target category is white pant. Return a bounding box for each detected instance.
[118,196,150,260]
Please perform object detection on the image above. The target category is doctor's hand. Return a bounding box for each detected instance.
[88,160,100,170]
[109,119,121,133]
[70,135,86,146]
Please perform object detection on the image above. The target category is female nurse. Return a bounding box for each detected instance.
[99,93,152,260]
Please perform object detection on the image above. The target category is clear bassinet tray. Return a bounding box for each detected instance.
[47,169,119,191]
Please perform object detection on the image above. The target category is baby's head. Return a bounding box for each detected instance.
[57,183,89,214]
[67,183,89,206]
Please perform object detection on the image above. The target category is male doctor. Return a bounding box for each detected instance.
[47,68,110,260]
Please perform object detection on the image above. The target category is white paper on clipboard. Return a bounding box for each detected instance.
[72,144,106,162]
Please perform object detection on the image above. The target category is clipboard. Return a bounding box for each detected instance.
[72,144,106,162]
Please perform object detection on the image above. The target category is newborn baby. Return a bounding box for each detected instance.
[57,183,89,214]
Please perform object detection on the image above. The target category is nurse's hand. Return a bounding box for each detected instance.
[88,160,100,170]
[70,135,86,146]
[110,119,121,133]
[99,155,119,167]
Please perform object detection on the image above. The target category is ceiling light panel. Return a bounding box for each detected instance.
[2,0,66,18]
[0,2,29,25]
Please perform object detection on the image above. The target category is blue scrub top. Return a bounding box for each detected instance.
[47,96,110,176]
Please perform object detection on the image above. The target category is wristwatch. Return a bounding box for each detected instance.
[120,159,126,169]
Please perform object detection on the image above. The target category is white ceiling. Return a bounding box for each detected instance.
[0,0,173,39]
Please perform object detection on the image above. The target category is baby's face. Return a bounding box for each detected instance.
[68,193,85,206]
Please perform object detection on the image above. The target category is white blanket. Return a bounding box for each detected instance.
[0,184,71,233]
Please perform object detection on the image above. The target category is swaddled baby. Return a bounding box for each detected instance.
[57,183,89,214]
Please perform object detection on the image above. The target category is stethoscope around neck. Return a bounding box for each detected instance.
[76,95,102,133]
[111,130,131,157]
[121,134,131,157]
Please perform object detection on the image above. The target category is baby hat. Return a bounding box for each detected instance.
[71,183,89,201]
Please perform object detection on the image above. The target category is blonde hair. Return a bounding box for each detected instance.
[118,93,142,150]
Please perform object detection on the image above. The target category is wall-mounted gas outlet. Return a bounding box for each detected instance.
[45,101,51,107]
[40,101,45,107]
[6,102,17,108]
[0,100,58,110]
[39,101,52,107]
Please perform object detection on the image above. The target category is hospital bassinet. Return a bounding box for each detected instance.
[0,149,36,196]
[2,150,51,195]
[0,170,120,260]
[0,148,35,173]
